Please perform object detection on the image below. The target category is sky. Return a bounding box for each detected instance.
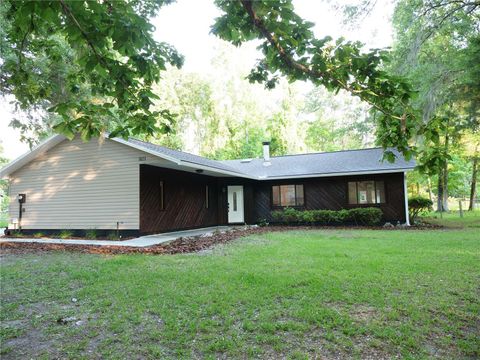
[0,0,395,161]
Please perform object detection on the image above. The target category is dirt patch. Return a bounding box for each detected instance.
[0,224,438,256]
[349,305,381,322]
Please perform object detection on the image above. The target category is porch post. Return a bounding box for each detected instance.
[404,172,410,226]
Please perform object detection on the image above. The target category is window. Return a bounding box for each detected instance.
[205,185,209,209]
[233,191,237,211]
[159,181,165,210]
[272,185,304,207]
[348,181,385,204]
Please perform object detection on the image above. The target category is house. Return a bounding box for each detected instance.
[0,135,415,236]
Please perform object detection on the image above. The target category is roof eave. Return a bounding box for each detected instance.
[257,167,415,180]
[0,134,67,179]
[113,138,254,178]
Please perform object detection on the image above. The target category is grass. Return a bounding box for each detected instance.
[1,228,479,359]
[422,209,480,229]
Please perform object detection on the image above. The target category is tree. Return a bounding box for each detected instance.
[1,0,415,158]
[1,0,183,143]
[461,132,480,210]
[469,152,478,210]
[390,0,480,211]
[142,42,310,160]
[212,0,416,160]
[304,87,374,152]
[0,142,9,222]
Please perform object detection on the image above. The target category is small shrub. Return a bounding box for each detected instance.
[58,230,74,239]
[33,232,45,238]
[270,207,383,226]
[409,196,433,223]
[271,208,302,224]
[271,210,284,223]
[282,207,302,223]
[257,218,269,227]
[107,232,119,240]
[301,210,316,224]
[85,229,97,239]
[336,209,350,223]
[348,207,383,226]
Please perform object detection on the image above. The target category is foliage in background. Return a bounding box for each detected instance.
[1,0,183,143]
[0,142,8,227]
[139,45,374,160]
[213,0,416,160]
[390,0,480,210]
[304,87,374,151]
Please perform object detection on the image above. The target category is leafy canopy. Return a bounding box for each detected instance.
[1,0,183,141]
[390,0,480,173]
[2,0,414,158]
[212,0,415,159]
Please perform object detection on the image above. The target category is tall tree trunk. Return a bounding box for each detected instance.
[442,162,449,211]
[437,133,450,212]
[469,157,478,211]
[427,176,433,203]
[437,164,449,212]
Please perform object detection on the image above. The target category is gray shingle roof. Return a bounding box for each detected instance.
[0,135,415,180]
[126,138,243,174]
[219,147,415,179]
[129,138,415,179]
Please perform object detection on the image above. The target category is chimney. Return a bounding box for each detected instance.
[262,141,271,166]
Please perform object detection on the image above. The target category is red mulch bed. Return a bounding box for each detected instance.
[0,224,441,256]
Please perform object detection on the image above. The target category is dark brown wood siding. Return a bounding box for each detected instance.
[141,168,406,233]
[140,165,220,234]
[221,172,406,224]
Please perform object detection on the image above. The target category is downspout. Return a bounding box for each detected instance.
[404,172,410,226]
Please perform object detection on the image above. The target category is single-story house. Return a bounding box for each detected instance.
[0,135,415,236]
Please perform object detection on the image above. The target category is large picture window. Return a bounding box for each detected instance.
[348,181,385,204]
[272,185,304,207]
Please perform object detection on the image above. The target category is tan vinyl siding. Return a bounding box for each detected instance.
[8,137,161,230]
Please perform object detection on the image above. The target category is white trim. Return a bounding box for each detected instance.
[112,137,182,165]
[110,139,256,179]
[260,168,415,180]
[404,171,410,226]
[0,134,67,179]
[177,161,257,179]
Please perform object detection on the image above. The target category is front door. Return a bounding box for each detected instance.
[227,185,244,223]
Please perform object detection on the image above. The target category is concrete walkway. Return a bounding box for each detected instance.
[0,226,231,248]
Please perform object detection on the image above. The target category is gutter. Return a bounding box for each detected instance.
[255,167,415,181]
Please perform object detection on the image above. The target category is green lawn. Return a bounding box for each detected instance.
[422,209,480,229]
[1,228,479,359]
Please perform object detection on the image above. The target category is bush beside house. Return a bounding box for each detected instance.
[408,196,433,223]
[271,207,383,226]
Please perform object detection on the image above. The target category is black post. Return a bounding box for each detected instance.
[18,194,26,231]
